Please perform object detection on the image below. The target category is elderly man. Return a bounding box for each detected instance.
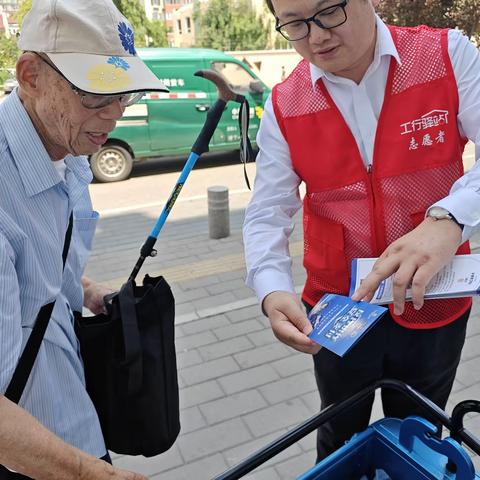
[243,0,480,461]
[0,395,144,479]
[0,0,167,478]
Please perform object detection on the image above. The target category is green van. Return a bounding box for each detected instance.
[90,48,271,182]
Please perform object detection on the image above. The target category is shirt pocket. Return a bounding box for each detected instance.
[72,211,99,269]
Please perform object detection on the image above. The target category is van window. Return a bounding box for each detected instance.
[211,62,255,93]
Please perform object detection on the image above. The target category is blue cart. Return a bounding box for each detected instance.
[213,380,480,480]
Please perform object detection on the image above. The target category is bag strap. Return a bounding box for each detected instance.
[117,280,143,395]
[5,213,74,404]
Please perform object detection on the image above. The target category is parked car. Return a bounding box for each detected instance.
[3,76,18,94]
[89,48,271,182]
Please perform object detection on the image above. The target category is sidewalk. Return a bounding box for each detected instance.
[85,194,480,479]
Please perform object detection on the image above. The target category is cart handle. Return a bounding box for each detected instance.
[212,379,480,480]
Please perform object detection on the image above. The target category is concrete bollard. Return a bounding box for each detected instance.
[208,186,230,239]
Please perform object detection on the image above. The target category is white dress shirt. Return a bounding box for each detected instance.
[243,16,480,303]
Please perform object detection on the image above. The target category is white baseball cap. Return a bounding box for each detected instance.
[18,0,168,95]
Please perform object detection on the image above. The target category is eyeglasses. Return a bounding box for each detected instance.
[33,53,144,109]
[276,1,348,41]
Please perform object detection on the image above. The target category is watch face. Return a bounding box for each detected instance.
[428,207,451,220]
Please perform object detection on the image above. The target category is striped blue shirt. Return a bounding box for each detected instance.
[0,91,106,457]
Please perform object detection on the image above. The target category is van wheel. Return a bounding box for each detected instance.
[90,145,133,183]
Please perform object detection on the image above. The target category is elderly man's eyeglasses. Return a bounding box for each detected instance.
[276,1,348,41]
[33,53,144,110]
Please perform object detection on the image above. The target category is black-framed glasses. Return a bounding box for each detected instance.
[33,52,144,109]
[276,0,348,41]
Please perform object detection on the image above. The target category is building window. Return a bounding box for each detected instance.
[177,19,182,35]
[186,17,191,33]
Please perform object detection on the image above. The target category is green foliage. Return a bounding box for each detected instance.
[15,0,31,26]
[113,0,168,47]
[194,0,269,50]
[377,0,479,42]
[16,0,168,48]
[147,20,169,47]
[0,36,20,84]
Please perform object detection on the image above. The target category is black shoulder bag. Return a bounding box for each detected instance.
[74,274,180,457]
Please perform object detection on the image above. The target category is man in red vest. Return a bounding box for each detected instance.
[243,0,480,460]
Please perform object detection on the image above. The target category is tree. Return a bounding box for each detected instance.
[377,0,479,42]
[113,0,168,47]
[0,36,20,83]
[146,20,169,48]
[15,0,31,26]
[194,0,269,51]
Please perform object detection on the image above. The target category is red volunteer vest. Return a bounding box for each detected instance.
[272,25,471,329]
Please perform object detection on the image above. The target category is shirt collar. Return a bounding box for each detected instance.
[2,90,92,197]
[309,15,401,87]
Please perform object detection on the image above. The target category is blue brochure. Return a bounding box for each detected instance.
[308,294,388,357]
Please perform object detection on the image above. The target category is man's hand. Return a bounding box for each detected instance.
[263,291,320,355]
[78,456,148,480]
[352,217,463,315]
[82,276,114,315]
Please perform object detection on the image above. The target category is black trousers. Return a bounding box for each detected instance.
[0,452,111,479]
[310,306,470,461]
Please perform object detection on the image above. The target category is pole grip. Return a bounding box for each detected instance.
[192,99,227,155]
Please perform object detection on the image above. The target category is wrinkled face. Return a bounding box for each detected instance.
[273,0,378,83]
[33,59,125,159]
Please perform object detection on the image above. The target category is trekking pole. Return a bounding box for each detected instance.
[129,70,248,282]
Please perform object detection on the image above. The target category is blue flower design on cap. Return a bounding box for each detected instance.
[118,22,136,55]
[107,56,130,71]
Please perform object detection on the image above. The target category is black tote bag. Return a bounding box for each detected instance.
[74,274,180,457]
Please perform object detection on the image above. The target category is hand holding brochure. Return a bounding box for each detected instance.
[349,254,480,305]
[308,294,388,357]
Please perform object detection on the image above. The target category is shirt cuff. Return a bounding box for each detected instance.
[251,268,296,305]
[431,189,480,243]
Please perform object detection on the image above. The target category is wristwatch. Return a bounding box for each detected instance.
[427,206,464,230]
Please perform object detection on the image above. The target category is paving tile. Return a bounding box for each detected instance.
[259,371,317,405]
[456,357,480,388]
[180,313,230,335]
[199,390,268,425]
[180,405,207,434]
[176,418,252,462]
[243,398,314,438]
[248,328,278,347]
[461,333,480,362]
[219,365,281,395]
[176,330,218,352]
[172,287,209,304]
[274,450,317,479]
[198,336,254,361]
[227,305,264,323]
[233,288,257,301]
[181,356,240,386]
[224,428,302,469]
[245,467,282,479]
[177,349,202,369]
[206,278,247,295]
[271,352,313,377]
[179,380,225,409]
[233,343,292,369]
[192,292,237,311]
[151,453,228,480]
[214,319,265,341]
